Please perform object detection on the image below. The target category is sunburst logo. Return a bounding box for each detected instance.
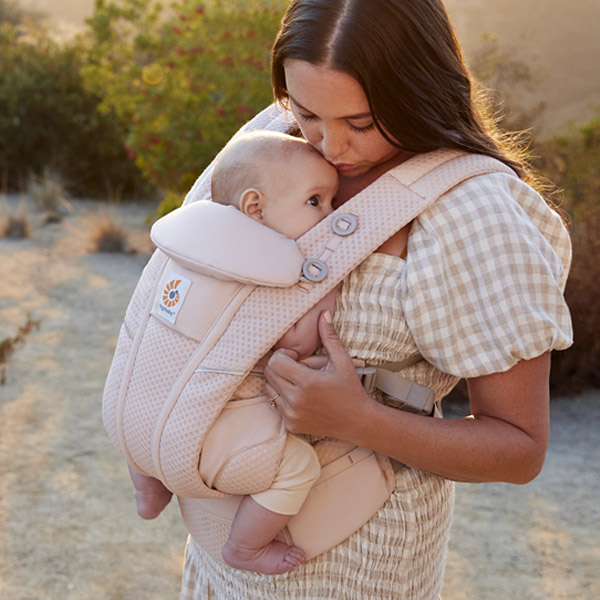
[162,279,182,307]
[157,272,191,324]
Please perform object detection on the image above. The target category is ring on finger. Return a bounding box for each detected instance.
[267,393,280,409]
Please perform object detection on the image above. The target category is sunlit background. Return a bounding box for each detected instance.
[1,2,599,599]
[16,0,600,137]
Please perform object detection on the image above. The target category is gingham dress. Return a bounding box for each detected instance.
[179,171,572,600]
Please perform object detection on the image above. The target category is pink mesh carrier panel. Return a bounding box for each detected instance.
[102,146,516,500]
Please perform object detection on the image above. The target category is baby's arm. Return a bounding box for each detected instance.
[273,287,337,359]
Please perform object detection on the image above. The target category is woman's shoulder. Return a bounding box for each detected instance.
[413,170,570,269]
[403,171,573,378]
[418,171,544,225]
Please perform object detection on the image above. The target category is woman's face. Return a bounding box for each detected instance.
[283,60,402,178]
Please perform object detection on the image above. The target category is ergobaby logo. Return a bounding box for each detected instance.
[163,279,182,307]
[157,272,191,324]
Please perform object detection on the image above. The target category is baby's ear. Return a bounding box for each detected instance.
[240,188,263,221]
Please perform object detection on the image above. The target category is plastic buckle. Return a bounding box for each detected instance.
[357,366,377,394]
[331,214,357,236]
[300,258,328,283]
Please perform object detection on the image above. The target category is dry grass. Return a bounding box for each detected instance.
[0,204,31,238]
[0,315,40,385]
[88,210,133,253]
[27,168,72,223]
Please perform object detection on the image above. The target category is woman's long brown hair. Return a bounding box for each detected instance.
[272,0,539,187]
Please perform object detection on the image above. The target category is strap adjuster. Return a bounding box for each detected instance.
[357,366,377,394]
[357,364,435,416]
[300,258,328,282]
[331,213,357,236]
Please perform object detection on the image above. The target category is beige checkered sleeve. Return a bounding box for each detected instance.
[403,172,573,378]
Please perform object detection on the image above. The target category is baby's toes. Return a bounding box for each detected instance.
[284,546,306,568]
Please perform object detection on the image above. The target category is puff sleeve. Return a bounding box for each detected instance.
[402,172,573,378]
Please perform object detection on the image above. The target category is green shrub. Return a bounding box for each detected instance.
[470,32,544,133]
[0,0,25,25]
[150,189,186,224]
[0,21,148,198]
[469,35,599,393]
[82,0,287,192]
[535,118,600,391]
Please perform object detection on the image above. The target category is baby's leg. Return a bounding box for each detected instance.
[221,495,305,574]
[221,435,320,574]
[128,465,173,519]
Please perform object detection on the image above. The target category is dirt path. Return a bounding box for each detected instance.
[0,199,598,599]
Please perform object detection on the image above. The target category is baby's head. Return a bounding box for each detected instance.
[211,131,338,239]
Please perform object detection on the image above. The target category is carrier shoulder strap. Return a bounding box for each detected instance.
[156,149,516,496]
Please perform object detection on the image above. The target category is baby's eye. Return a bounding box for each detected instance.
[307,196,319,207]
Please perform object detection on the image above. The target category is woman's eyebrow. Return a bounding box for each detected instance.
[289,95,372,120]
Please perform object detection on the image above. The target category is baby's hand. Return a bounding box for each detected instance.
[265,312,367,439]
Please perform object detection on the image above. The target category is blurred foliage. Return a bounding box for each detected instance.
[0,0,27,25]
[0,20,149,198]
[469,32,545,133]
[149,189,186,224]
[536,118,600,391]
[468,33,600,393]
[27,167,73,223]
[0,9,597,393]
[82,0,287,192]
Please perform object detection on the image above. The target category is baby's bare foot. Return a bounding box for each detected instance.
[221,539,306,574]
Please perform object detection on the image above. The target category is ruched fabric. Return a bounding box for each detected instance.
[180,466,455,600]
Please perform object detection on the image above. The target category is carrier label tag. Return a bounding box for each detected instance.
[157,272,191,324]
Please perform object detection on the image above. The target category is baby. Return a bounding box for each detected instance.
[128,131,339,574]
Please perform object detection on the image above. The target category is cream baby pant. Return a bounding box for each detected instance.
[199,396,320,515]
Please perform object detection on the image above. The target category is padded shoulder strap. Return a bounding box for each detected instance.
[263,149,515,348]
[156,149,516,496]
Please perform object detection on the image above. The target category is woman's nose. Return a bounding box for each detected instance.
[320,125,348,162]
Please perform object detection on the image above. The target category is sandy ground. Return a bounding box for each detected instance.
[0,198,598,600]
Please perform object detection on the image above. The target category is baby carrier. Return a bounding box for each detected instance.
[102,106,516,560]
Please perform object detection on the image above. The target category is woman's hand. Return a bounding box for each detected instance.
[267,311,552,484]
[264,312,370,439]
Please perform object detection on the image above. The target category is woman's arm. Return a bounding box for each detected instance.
[265,312,550,484]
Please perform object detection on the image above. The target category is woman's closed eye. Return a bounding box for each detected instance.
[297,111,317,123]
[297,111,376,134]
[348,121,376,134]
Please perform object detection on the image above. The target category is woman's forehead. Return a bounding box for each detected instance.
[284,59,370,118]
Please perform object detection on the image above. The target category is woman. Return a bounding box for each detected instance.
[180,0,572,597]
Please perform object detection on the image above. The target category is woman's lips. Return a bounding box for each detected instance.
[333,163,356,173]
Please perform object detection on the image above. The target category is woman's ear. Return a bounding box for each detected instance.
[240,188,264,221]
